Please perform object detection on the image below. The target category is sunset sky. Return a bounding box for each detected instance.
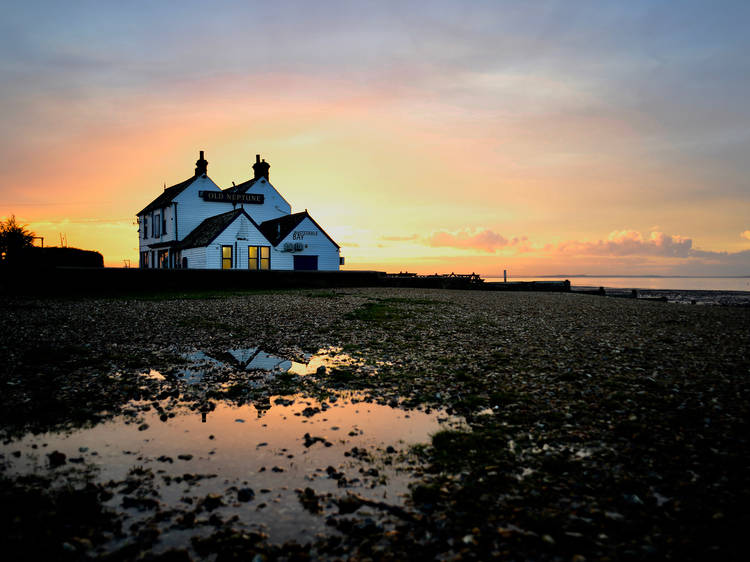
[2,1,749,275]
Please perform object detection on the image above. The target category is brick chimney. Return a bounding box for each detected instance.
[195,150,208,176]
[252,154,270,180]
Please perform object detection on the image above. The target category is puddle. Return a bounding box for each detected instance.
[0,389,464,552]
[176,346,371,385]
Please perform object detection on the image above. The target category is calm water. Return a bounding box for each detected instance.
[485,276,750,292]
[0,347,465,552]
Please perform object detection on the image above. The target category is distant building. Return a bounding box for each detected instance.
[136,152,341,270]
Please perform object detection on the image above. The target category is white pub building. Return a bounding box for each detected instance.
[137,152,342,271]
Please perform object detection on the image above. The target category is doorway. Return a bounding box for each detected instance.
[293,255,318,270]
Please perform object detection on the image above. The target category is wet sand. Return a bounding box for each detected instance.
[1,288,749,560]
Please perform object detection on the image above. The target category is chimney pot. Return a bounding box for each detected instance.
[252,153,270,180]
[195,150,208,176]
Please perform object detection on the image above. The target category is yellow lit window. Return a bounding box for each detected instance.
[222,245,232,269]
[249,246,270,270]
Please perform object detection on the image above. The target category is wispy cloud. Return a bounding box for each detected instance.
[380,234,418,241]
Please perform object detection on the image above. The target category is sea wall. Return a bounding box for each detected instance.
[0,267,573,296]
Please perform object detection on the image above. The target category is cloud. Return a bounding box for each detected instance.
[380,234,418,241]
[557,230,693,258]
[742,230,750,240]
[426,229,510,253]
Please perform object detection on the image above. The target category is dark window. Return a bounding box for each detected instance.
[163,214,167,235]
[154,213,161,237]
[222,245,232,269]
[143,218,148,238]
[182,257,188,268]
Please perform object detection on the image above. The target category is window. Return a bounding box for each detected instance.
[153,213,161,237]
[158,250,169,269]
[249,245,270,270]
[143,217,148,239]
[222,245,233,269]
[162,214,167,235]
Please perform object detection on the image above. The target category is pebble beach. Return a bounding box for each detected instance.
[1,287,749,560]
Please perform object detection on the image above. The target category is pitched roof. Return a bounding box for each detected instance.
[137,175,200,216]
[223,177,257,194]
[177,209,258,250]
[259,211,340,249]
[257,212,307,246]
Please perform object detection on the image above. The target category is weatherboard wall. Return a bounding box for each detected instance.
[172,176,231,245]
[202,214,274,270]
[241,178,292,223]
[271,216,341,271]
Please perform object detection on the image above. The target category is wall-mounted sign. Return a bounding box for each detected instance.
[292,230,318,240]
[199,191,264,204]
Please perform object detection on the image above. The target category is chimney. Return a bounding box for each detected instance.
[252,153,270,180]
[195,150,208,176]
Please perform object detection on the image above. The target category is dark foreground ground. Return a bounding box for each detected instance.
[1,288,749,560]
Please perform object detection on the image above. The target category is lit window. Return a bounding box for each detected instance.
[222,245,232,269]
[249,246,270,270]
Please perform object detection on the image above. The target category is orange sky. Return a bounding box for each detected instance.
[2,2,749,275]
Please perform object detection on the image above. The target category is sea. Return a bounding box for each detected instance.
[482,276,750,306]
[484,276,750,292]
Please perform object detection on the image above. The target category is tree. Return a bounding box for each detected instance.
[0,215,35,262]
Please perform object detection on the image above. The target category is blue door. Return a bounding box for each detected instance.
[293,255,318,270]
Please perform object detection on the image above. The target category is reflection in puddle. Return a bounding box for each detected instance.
[178,346,366,385]
[0,390,464,552]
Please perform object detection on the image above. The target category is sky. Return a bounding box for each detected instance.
[1,0,749,275]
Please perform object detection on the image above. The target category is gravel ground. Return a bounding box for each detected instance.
[1,287,749,560]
